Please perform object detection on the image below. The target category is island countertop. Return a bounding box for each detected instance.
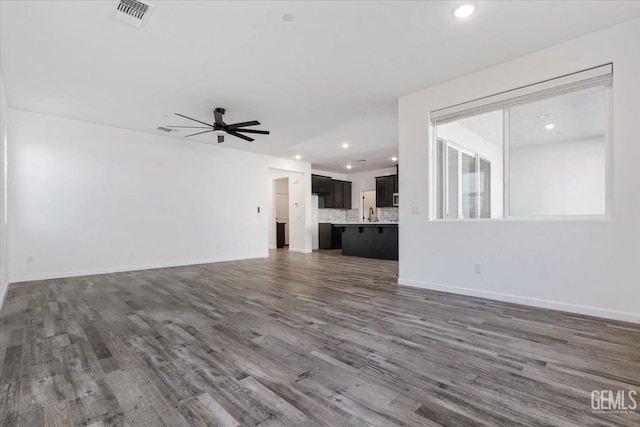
[332,222,398,260]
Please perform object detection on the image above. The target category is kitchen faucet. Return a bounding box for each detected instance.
[369,207,375,222]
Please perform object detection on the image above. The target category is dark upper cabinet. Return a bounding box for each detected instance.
[313,177,352,209]
[343,181,352,209]
[312,175,332,194]
[331,180,351,209]
[333,181,343,208]
[376,175,397,207]
[324,182,335,208]
[375,177,387,207]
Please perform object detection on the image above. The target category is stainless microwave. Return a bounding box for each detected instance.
[393,193,399,206]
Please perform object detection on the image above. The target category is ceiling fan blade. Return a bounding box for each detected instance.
[214,109,226,126]
[185,130,215,138]
[175,113,213,127]
[227,131,254,142]
[234,129,270,135]
[166,125,212,128]
[217,135,224,143]
[227,120,260,130]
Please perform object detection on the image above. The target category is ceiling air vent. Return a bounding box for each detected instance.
[114,0,154,28]
[157,126,174,133]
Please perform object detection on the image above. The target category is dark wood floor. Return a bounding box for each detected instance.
[1,250,639,426]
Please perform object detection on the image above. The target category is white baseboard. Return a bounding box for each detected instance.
[10,253,269,284]
[398,278,640,324]
[287,248,312,254]
[0,279,8,311]
[268,247,311,254]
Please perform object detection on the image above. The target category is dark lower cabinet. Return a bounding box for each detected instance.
[319,223,342,249]
[276,222,285,248]
[340,225,398,260]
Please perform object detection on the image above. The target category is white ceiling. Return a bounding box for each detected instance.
[457,86,605,147]
[1,1,638,172]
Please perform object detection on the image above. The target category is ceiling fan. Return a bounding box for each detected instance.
[167,108,270,143]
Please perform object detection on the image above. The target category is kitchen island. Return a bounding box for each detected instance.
[332,222,398,260]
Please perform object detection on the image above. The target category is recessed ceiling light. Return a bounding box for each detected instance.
[453,3,476,19]
[346,164,352,170]
[545,123,556,130]
[342,142,349,149]
[283,13,295,22]
[295,154,301,160]
[391,156,398,162]
[538,114,550,119]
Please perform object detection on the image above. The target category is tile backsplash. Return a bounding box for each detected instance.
[346,210,360,222]
[318,207,398,223]
[377,207,399,222]
[318,209,357,223]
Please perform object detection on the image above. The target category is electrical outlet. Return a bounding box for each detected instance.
[474,263,481,273]
[411,205,422,214]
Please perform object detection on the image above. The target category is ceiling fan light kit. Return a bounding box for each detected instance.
[167,108,270,143]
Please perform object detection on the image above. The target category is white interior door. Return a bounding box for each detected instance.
[362,190,376,222]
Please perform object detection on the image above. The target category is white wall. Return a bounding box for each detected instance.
[510,137,605,216]
[9,109,311,282]
[398,18,640,323]
[311,169,347,181]
[0,76,9,307]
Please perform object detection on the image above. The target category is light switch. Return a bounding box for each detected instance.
[411,206,422,214]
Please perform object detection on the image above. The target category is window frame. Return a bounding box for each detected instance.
[436,137,490,220]
[429,66,613,222]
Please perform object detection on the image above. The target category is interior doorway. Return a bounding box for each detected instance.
[275,178,289,247]
[267,168,310,254]
[362,190,377,222]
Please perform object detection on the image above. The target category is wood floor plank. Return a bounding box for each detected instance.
[42,399,71,427]
[0,249,639,426]
[0,381,20,426]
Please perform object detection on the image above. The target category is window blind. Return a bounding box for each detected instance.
[431,64,612,124]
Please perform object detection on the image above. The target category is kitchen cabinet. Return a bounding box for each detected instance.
[319,223,342,249]
[335,223,398,260]
[276,222,286,248]
[376,175,397,207]
[324,182,335,208]
[314,178,352,209]
[312,175,332,194]
[343,181,352,209]
[331,180,352,209]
